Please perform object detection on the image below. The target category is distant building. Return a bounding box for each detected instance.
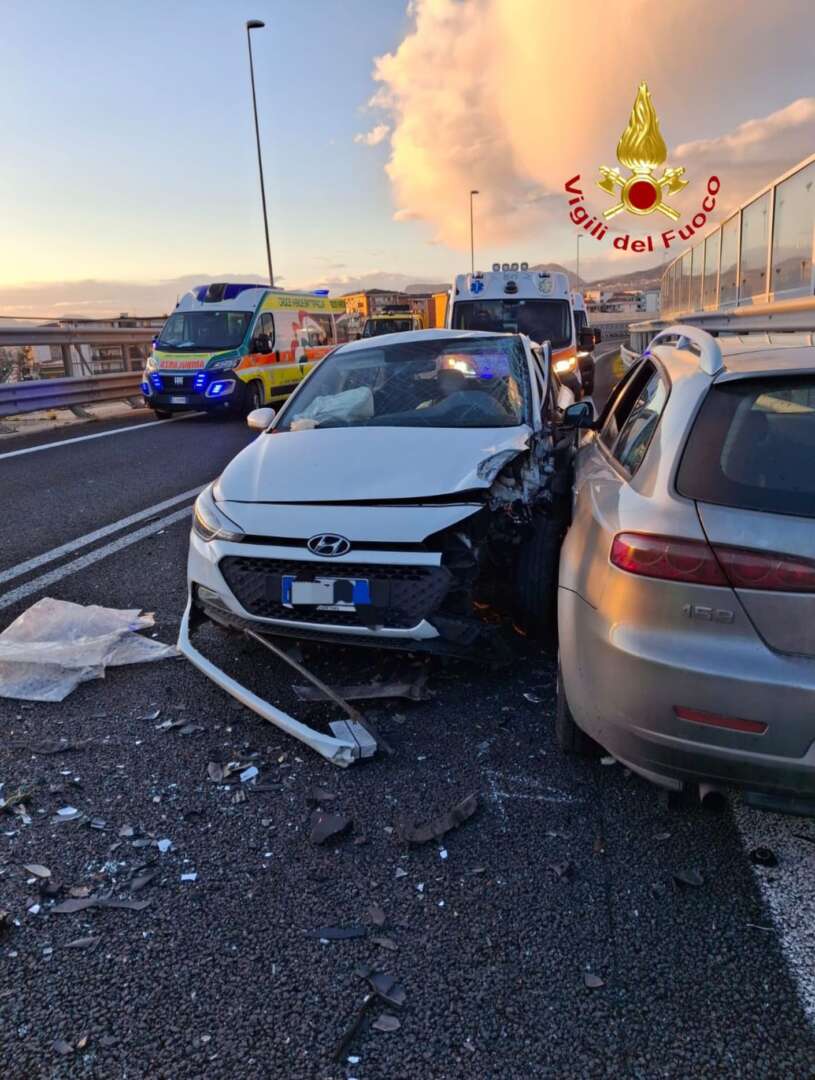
[342,289,408,317]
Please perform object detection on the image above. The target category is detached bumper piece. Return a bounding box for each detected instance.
[178,598,377,767]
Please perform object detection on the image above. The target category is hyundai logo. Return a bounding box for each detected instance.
[307,533,352,557]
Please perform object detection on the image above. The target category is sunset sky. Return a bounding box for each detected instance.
[1,0,814,316]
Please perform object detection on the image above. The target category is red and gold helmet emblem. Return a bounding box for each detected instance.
[598,82,687,221]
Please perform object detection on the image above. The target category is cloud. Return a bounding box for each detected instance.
[369,0,815,249]
[354,124,391,147]
[674,97,815,215]
[296,270,446,295]
[0,274,268,319]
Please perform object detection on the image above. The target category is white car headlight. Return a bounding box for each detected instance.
[192,484,245,543]
[145,354,159,371]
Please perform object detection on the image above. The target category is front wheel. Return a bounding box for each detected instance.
[555,655,600,756]
[246,380,264,416]
[152,408,173,420]
[513,512,565,650]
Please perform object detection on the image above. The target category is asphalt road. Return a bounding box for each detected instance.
[2,370,815,1079]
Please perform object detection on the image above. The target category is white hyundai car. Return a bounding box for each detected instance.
[179,329,572,764]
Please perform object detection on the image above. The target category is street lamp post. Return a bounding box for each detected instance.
[469,190,479,276]
[576,234,583,289]
[246,19,274,288]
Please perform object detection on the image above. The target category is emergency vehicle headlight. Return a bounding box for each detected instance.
[145,354,159,370]
[554,356,577,374]
[209,355,239,371]
[192,484,245,543]
[205,379,236,398]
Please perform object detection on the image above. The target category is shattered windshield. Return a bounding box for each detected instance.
[277,336,530,430]
[156,311,252,352]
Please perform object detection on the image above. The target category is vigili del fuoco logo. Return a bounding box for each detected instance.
[563,82,720,254]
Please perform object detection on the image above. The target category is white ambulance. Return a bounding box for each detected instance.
[448,264,591,397]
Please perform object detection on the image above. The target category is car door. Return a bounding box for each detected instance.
[560,359,668,607]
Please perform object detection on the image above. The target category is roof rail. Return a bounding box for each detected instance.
[648,323,723,375]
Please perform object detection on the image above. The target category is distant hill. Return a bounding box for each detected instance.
[589,262,663,291]
[528,263,586,290]
[529,261,663,293]
[405,282,451,294]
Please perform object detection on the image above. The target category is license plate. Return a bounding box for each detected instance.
[170,395,187,404]
[281,575,370,608]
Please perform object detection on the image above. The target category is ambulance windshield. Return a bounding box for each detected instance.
[452,299,572,349]
[157,311,253,352]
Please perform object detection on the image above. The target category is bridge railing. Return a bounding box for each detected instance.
[0,325,155,417]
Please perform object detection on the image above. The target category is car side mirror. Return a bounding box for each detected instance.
[246,407,276,431]
[578,328,597,351]
[562,401,594,429]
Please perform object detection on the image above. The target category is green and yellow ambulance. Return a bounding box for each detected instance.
[142,282,351,418]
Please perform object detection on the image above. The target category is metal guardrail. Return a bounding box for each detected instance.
[0,372,143,419]
[0,326,156,347]
[620,344,640,369]
[0,325,157,414]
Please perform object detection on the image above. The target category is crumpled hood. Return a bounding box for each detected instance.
[217,425,531,503]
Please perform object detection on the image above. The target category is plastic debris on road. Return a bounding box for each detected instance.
[396,792,478,845]
[0,598,178,702]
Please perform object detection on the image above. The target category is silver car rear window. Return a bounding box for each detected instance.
[677,376,815,518]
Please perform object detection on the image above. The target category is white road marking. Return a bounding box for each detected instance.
[0,412,201,462]
[734,800,815,1025]
[484,768,579,831]
[0,505,194,611]
[0,486,204,587]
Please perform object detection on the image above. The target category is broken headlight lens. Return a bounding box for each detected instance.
[477,449,520,482]
[192,484,245,543]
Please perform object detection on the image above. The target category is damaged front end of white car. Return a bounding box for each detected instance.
[178,330,572,765]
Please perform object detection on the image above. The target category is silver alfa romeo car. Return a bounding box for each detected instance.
[557,325,815,800]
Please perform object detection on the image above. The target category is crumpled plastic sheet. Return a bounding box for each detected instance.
[292,385,374,427]
[0,597,178,702]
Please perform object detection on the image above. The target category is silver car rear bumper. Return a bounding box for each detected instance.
[559,587,815,796]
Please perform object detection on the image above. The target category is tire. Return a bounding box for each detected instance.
[555,655,600,756]
[152,408,173,420]
[513,512,565,649]
[246,380,264,416]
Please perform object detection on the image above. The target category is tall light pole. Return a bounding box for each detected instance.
[576,234,583,289]
[246,19,274,287]
[469,190,479,275]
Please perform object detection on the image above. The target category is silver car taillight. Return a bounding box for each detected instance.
[611,532,815,592]
[610,533,727,586]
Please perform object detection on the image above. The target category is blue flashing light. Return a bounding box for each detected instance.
[223,283,261,300]
[193,283,262,302]
[140,381,150,395]
[149,372,163,391]
[312,289,329,296]
[193,370,208,393]
[210,381,226,396]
